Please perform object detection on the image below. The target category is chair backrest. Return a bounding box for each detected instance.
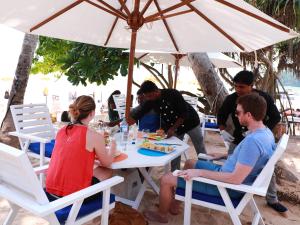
[113,94,126,119]
[253,134,289,188]
[0,143,49,205]
[10,104,55,142]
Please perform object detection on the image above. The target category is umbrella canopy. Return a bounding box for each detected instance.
[0,0,298,117]
[135,51,242,68]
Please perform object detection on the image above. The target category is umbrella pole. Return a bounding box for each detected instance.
[125,29,137,119]
[174,57,179,89]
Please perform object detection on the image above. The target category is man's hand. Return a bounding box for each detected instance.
[220,130,234,142]
[178,169,202,181]
[166,127,176,138]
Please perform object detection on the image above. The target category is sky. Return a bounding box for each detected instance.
[0,25,24,77]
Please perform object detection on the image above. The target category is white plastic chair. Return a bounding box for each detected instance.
[176,134,289,225]
[9,104,56,162]
[0,143,123,225]
[9,104,56,182]
[113,94,126,119]
[201,114,220,137]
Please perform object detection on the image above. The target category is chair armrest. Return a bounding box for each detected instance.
[182,176,266,196]
[9,131,51,143]
[34,165,49,175]
[39,176,124,216]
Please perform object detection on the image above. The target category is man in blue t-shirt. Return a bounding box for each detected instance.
[144,93,276,223]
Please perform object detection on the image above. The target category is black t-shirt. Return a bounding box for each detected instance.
[217,89,281,144]
[132,89,200,135]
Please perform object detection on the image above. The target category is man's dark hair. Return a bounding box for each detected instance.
[237,93,267,121]
[139,80,158,94]
[136,89,142,96]
[233,70,254,85]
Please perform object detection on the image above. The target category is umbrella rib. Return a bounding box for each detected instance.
[86,0,127,20]
[118,0,131,16]
[104,0,129,46]
[144,0,195,22]
[141,0,154,16]
[96,0,127,19]
[30,0,85,32]
[153,0,179,52]
[184,1,245,51]
[146,9,193,22]
[137,53,149,60]
[215,0,290,33]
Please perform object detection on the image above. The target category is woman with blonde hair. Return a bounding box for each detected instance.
[46,95,116,199]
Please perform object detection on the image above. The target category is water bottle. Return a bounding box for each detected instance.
[120,118,129,150]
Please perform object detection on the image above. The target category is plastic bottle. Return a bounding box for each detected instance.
[120,118,129,150]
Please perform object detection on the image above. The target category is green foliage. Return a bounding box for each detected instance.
[32,36,130,86]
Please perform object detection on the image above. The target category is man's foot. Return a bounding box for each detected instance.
[154,203,181,215]
[267,202,288,216]
[144,210,168,223]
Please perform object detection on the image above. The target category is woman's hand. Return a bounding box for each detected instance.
[178,169,202,181]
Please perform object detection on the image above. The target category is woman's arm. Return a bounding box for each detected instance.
[86,129,116,167]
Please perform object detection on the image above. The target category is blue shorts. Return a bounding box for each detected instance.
[177,160,243,198]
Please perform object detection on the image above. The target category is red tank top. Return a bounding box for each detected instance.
[46,125,95,196]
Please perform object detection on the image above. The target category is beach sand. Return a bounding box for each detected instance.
[1,132,299,225]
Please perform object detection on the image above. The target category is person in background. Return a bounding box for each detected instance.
[46,95,116,201]
[144,93,276,223]
[128,80,206,171]
[131,89,160,132]
[107,90,121,122]
[217,70,287,214]
[60,110,71,122]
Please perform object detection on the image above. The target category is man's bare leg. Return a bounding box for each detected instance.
[144,172,177,223]
[168,159,198,214]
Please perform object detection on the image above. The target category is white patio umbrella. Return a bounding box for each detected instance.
[134,51,242,88]
[0,0,298,117]
[135,51,242,67]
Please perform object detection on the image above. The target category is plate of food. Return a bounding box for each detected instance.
[138,141,175,156]
[146,129,166,140]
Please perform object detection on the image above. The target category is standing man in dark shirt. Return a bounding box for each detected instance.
[217,70,287,214]
[130,80,206,171]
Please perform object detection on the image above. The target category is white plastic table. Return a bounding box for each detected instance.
[111,136,189,209]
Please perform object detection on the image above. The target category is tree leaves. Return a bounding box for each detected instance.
[32,37,130,86]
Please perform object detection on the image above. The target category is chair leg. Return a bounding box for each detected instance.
[248,198,265,225]
[101,189,111,225]
[39,143,46,186]
[3,202,19,225]
[183,181,193,225]
[218,187,242,225]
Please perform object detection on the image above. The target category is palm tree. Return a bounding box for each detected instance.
[0,34,38,147]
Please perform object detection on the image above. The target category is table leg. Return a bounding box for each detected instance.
[130,167,160,209]
[131,181,147,209]
[138,167,159,194]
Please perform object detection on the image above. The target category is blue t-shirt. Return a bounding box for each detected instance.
[221,127,276,184]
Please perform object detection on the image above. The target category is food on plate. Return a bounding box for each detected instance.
[147,132,166,140]
[140,141,174,153]
[113,151,121,157]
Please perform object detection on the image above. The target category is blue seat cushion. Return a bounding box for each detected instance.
[176,187,242,208]
[46,191,115,223]
[204,122,219,129]
[28,139,55,158]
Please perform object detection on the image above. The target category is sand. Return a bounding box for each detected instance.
[1,132,299,225]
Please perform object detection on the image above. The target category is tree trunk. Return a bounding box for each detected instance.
[187,53,229,114]
[0,34,38,147]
